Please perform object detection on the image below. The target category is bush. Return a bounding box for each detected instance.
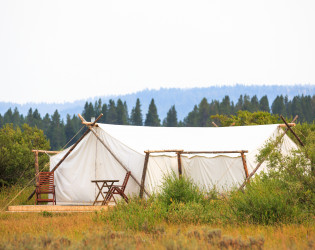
[230,175,300,224]
[97,174,233,230]
[230,126,315,225]
[157,172,205,208]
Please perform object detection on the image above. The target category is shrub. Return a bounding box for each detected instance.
[157,172,204,208]
[230,126,315,225]
[230,174,300,224]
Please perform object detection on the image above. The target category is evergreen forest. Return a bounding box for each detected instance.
[0,94,314,150]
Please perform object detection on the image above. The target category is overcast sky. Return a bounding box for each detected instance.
[0,0,314,104]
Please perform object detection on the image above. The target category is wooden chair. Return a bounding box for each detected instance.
[104,171,131,204]
[35,172,56,205]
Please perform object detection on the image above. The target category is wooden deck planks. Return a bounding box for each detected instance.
[7,205,113,212]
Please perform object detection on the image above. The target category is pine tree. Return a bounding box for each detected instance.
[235,95,244,111]
[101,104,108,123]
[47,110,66,150]
[11,107,22,126]
[107,99,117,124]
[198,98,210,127]
[94,98,102,118]
[291,96,304,121]
[82,101,95,121]
[25,108,35,127]
[3,108,13,124]
[259,95,270,112]
[209,100,220,116]
[65,114,76,144]
[145,99,160,126]
[123,101,129,124]
[183,105,199,126]
[243,95,251,111]
[250,95,259,112]
[220,96,232,115]
[41,113,51,136]
[130,98,143,126]
[32,109,42,128]
[116,99,128,125]
[163,105,178,127]
[0,114,3,128]
[271,95,286,115]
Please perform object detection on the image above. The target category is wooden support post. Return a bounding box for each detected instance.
[34,150,39,185]
[31,150,60,154]
[278,123,296,128]
[177,152,182,178]
[280,115,304,147]
[144,149,184,153]
[239,115,298,191]
[212,122,218,127]
[140,152,150,198]
[182,150,248,154]
[240,151,249,179]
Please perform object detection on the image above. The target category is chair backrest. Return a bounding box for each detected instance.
[121,171,131,192]
[38,172,54,193]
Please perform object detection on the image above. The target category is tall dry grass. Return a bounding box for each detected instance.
[0,212,314,249]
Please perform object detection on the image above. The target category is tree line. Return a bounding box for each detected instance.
[0,94,314,150]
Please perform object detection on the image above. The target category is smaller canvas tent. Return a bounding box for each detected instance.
[50,123,298,205]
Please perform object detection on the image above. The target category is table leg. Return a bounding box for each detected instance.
[93,182,107,205]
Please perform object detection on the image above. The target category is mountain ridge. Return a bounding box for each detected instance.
[1,85,314,120]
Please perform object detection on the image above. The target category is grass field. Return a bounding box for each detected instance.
[1,155,314,250]
[0,211,314,249]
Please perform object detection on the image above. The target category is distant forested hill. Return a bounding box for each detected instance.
[1,85,314,120]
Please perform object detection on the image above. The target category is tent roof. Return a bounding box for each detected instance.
[97,123,281,154]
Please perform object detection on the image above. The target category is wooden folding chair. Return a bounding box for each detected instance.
[104,171,131,204]
[35,172,56,205]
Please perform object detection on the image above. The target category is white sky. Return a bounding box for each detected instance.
[0,0,314,104]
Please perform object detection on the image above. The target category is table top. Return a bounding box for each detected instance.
[91,180,119,183]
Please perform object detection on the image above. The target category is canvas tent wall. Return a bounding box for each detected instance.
[50,124,298,205]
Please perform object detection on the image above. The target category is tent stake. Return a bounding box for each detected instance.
[140,152,150,198]
[239,115,298,191]
[177,152,183,178]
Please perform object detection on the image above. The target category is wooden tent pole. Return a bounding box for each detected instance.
[240,151,249,179]
[239,115,298,191]
[31,150,60,154]
[87,126,150,196]
[79,115,150,197]
[280,115,304,147]
[177,152,183,178]
[34,150,39,185]
[50,114,103,173]
[182,150,248,154]
[140,152,150,198]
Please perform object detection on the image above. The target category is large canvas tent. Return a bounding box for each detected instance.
[50,123,298,205]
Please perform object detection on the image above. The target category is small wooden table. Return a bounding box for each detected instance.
[91,180,119,205]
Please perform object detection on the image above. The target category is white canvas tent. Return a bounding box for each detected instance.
[50,123,298,205]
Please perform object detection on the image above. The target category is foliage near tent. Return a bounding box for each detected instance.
[211,111,280,127]
[0,124,50,186]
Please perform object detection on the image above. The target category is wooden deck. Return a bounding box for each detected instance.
[7,205,113,212]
